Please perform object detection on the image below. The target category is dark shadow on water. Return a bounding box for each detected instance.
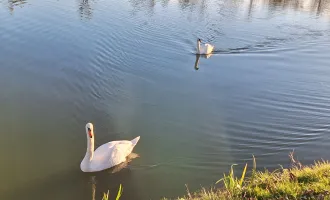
[194,54,212,70]
[128,0,156,16]
[247,0,254,20]
[247,0,330,18]
[178,0,199,10]
[211,34,310,56]
[128,0,208,15]
[127,0,330,19]
[77,0,95,19]
[6,0,27,14]
[4,0,329,19]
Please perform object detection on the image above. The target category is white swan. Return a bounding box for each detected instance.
[197,38,214,55]
[80,123,140,172]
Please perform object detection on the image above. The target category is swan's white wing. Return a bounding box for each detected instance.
[91,140,136,171]
[93,141,118,160]
[199,44,214,54]
[89,141,119,171]
[205,44,214,54]
[109,141,134,166]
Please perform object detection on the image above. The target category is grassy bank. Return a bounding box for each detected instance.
[163,152,330,200]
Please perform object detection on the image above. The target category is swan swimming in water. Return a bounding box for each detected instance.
[196,38,214,55]
[80,123,140,172]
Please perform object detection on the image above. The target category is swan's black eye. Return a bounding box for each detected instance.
[88,128,91,131]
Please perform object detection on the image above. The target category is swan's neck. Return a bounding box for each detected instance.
[85,136,94,161]
[197,40,201,54]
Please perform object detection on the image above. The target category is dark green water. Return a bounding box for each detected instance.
[0,0,330,199]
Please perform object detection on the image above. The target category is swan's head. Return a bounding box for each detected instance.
[197,38,201,42]
[85,123,94,139]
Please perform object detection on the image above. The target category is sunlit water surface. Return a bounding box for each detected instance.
[0,0,330,199]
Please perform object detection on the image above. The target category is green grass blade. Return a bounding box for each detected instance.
[223,174,228,189]
[253,155,256,172]
[251,155,257,182]
[115,184,123,200]
[230,164,237,189]
[102,190,109,200]
[215,177,224,184]
[239,163,247,186]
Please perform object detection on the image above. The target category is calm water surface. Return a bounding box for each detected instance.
[1,0,330,199]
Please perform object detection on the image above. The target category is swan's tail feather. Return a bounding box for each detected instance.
[131,136,140,147]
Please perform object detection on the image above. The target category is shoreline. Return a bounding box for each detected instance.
[161,152,330,200]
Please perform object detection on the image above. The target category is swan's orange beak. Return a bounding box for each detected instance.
[88,128,93,138]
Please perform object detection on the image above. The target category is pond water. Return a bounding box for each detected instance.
[0,0,330,199]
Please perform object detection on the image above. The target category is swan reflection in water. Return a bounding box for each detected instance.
[78,0,94,19]
[7,0,27,13]
[110,153,140,173]
[194,53,213,70]
[90,153,139,200]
